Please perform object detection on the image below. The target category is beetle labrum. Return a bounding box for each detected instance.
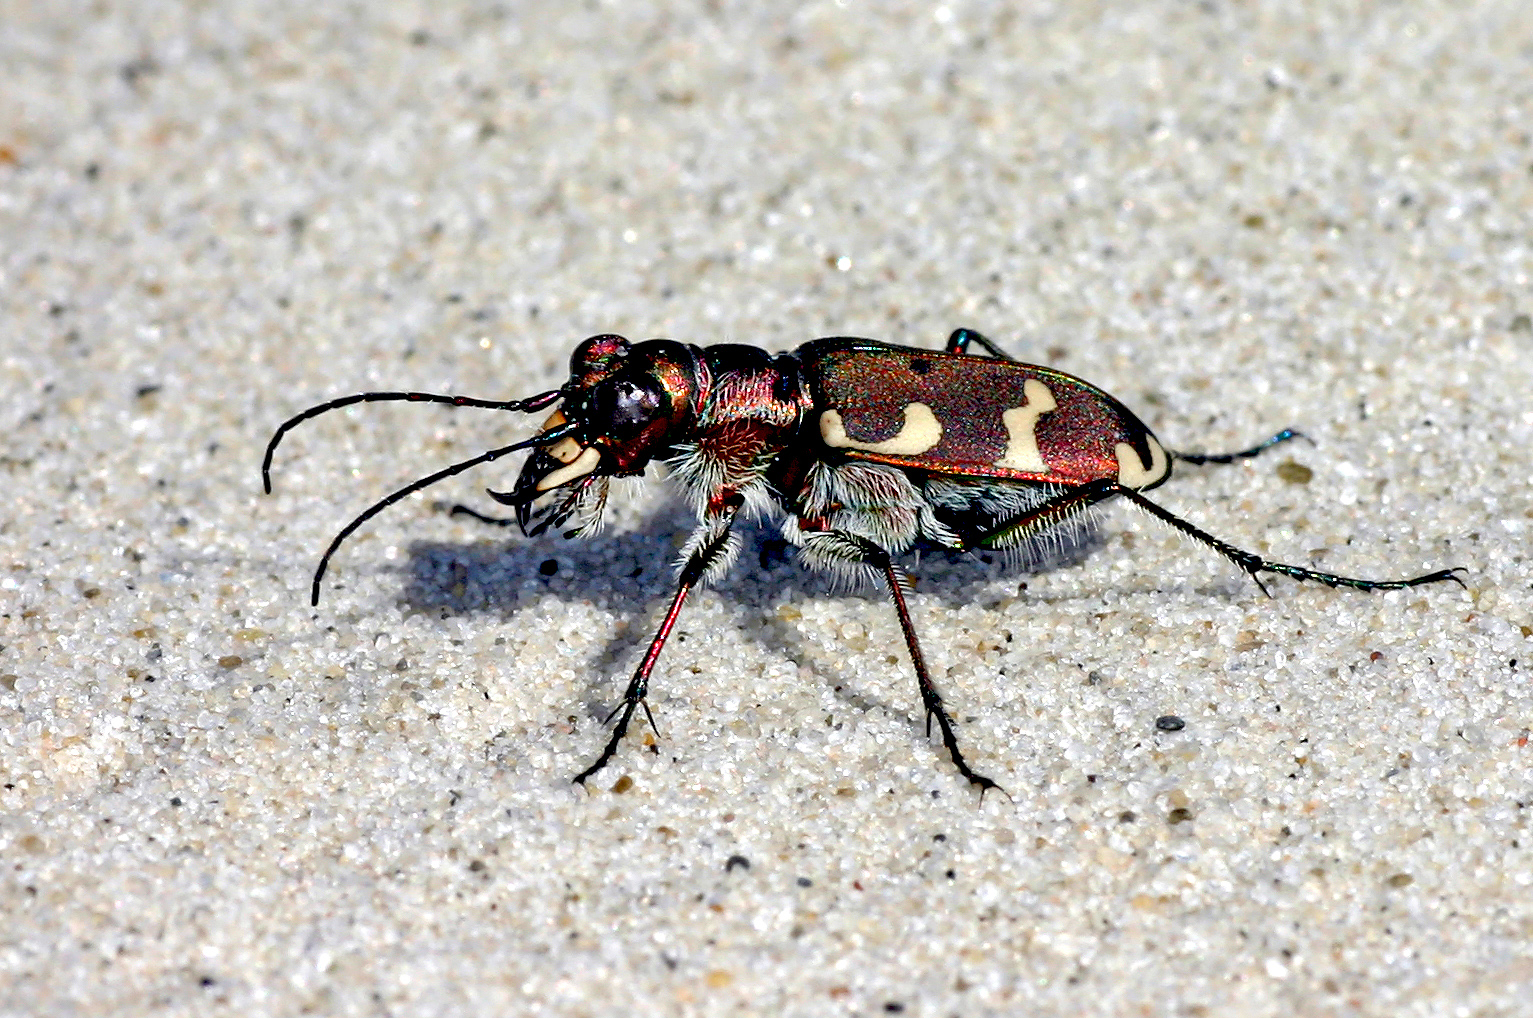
[263,328,1462,792]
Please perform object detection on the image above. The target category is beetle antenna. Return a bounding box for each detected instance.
[307,421,579,606]
[263,387,565,494]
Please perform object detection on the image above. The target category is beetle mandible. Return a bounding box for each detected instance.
[262,328,1463,792]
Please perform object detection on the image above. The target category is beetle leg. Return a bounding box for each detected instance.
[573,496,744,785]
[448,504,516,527]
[798,528,1003,794]
[1111,484,1466,594]
[944,328,1015,360]
[1170,428,1310,466]
[877,548,1004,797]
[968,479,1122,552]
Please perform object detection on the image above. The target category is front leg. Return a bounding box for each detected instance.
[573,494,744,785]
[798,528,1003,795]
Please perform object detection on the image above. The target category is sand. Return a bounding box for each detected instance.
[3,2,1531,1014]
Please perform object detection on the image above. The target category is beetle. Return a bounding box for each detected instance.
[262,328,1463,792]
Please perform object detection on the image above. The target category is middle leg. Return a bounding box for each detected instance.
[800,528,1002,794]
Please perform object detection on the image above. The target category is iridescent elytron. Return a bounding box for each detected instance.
[263,328,1463,792]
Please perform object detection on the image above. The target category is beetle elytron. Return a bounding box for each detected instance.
[263,328,1462,792]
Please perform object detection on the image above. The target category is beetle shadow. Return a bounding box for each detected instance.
[733,520,1107,740]
[396,497,1106,751]
[399,502,686,619]
[399,496,723,717]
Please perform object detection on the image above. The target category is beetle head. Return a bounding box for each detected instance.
[498,335,701,536]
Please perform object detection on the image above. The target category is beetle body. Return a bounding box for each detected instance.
[510,334,1167,582]
[264,328,1462,792]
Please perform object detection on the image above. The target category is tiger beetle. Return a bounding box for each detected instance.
[262,328,1464,793]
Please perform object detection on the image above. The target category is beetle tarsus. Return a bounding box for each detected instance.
[1171,428,1309,466]
[1116,484,1464,593]
[448,504,517,527]
[574,699,640,786]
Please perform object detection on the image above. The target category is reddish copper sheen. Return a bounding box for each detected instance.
[806,342,1159,484]
[569,334,631,387]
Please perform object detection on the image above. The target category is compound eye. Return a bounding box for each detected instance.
[570,334,631,377]
[592,377,663,442]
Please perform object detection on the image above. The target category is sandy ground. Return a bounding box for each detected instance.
[3,1,1531,1015]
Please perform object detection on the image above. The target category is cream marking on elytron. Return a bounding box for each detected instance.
[819,401,943,456]
[993,378,1058,473]
[536,445,601,491]
[1113,434,1169,489]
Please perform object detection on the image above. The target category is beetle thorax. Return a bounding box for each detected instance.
[661,345,808,519]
